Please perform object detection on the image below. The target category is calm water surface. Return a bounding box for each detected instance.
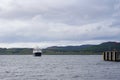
[0,55,120,80]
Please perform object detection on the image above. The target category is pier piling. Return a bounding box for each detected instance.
[103,51,120,61]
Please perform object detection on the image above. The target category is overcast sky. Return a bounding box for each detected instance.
[0,0,120,48]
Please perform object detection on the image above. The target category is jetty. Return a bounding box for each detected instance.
[103,51,120,61]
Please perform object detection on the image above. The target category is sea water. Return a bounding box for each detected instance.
[0,55,120,80]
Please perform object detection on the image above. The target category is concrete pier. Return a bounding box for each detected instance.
[103,51,120,61]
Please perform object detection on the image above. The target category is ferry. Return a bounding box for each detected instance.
[33,47,42,56]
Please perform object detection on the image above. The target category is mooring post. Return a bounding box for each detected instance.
[111,51,113,61]
[103,52,106,61]
[112,51,116,61]
[109,51,111,61]
[107,52,109,61]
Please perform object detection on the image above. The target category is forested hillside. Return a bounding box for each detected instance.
[43,42,120,55]
[0,42,120,55]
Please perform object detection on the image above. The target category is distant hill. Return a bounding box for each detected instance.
[0,41,120,55]
[43,41,120,55]
[45,45,94,51]
[0,48,33,55]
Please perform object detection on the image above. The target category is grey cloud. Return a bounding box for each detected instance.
[34,0,118,25]
[0,0,117,24]
[0,0,120,46]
